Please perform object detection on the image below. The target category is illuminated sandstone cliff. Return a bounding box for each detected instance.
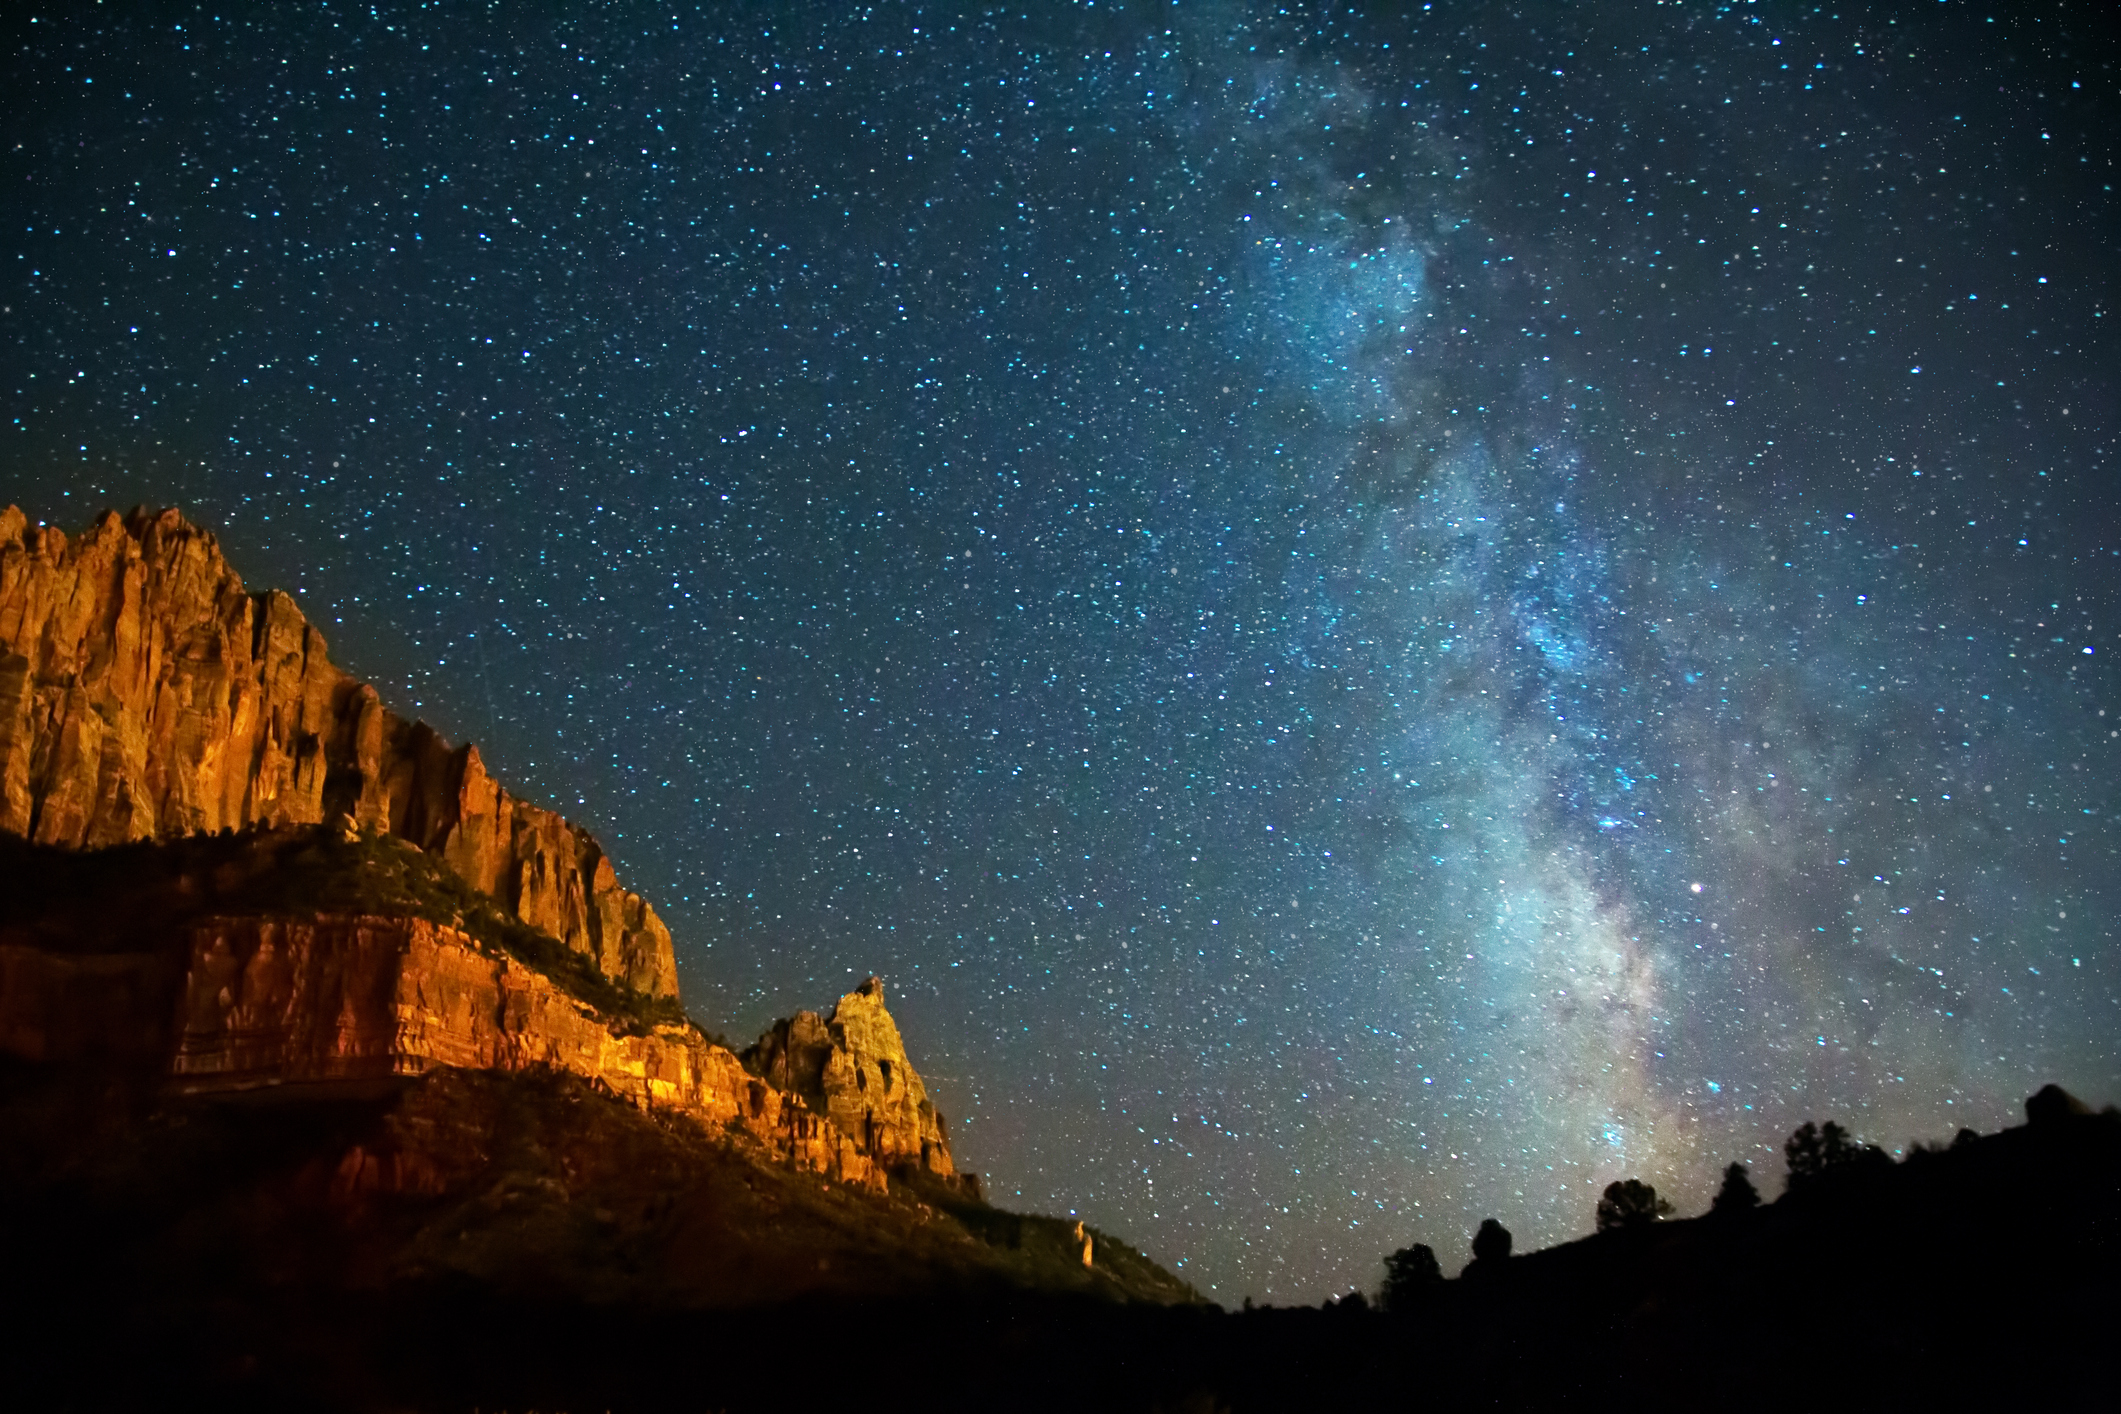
[0,505,675,997]
[168,912,884,1188]
[0,507,970,1194]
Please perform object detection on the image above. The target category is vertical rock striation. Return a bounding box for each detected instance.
[0,506,677,997]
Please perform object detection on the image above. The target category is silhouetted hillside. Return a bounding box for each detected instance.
[4,1066,2112,1410]
[1200,1095,2121,1411]
[2,824,2109,1409]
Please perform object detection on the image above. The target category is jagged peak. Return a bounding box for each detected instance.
[745,974,968,1189]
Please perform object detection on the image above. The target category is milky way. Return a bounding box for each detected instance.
[6,2,2116,1300]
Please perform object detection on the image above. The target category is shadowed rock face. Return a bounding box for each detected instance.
[745,977,959,1179]
[0,506,676,997]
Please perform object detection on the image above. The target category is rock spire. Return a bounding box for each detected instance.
[744,976,960,1179]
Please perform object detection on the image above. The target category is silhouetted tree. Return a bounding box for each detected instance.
[1784,1121,1825,1189]
[1710,1162,1759,1215]
[1820,1120,1860,1165]
[1471,1218,1512,1263]
[1595,1179,1674,1232]
[1379,1243,1442,1312]
[1786,1119,1892,1194]
[1951,1127,1980,1149]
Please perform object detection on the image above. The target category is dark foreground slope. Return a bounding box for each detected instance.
[0,1056,1201,1413]
[6,1053,2113,1413]
[0,824,1202,1412]
[0,826,2112,1410]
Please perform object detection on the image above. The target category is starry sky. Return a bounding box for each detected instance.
[6,1,2118,1301]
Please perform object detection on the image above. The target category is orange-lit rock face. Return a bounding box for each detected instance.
[0,507,972,1201]
[164,914,880,1190]
[0,506,676,997]
[747,976,957,1178]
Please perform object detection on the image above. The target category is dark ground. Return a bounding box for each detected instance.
[2,1052,2114,1413]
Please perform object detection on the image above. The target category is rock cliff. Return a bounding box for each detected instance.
[0,507,982,1200]
[0,902,880,1190]
[745,976,959,1180]
[174,912,883,1188]
[0,505,676,996]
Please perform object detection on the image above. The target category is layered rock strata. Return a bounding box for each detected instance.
[0,913,880,1190]
[0,506,675,996]
[745,976,959,1179]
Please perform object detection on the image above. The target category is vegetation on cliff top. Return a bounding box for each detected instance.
[278,825,689,1035]
[0,824,687,1036]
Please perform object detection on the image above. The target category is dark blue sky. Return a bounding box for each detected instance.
[7,0,2117,1301]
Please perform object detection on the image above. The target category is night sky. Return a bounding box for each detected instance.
[7,2,2118,1301]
